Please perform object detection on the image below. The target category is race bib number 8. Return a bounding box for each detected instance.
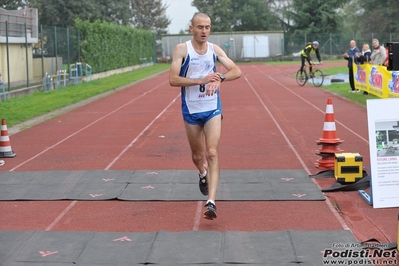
[186,74,215,101]
[187,83,211,100]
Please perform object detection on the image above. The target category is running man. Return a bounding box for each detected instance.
[169,12,241,219]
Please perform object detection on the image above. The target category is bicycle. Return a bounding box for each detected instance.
[296,63,324,87]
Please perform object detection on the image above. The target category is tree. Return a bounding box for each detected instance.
[269,0,295,32]
[285,0,348,35]
[192,0,283,32]
[27,0,171,35]
[231,0,281,31]
[0,0,26,10]
[96,0,132,25]
[335,0,363,35]
[29,0,104,27]
[130,0,170,35]
[357,0,399,34]
[191,0,233,32]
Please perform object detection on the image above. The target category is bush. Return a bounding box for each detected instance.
[75,19,155,73]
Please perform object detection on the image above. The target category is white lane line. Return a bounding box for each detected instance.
[45,200,77,231]
[45,93,179,231]
[243,69,351,231]
[192,201,204,230]
[258,64,368,144]
[41,85,179,231]
[244,74,310,173]
[9,82,168,172]
[104,94,180,170]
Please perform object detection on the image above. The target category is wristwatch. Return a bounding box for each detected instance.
[219,74,226,82]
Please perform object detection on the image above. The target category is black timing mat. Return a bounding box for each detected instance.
[1,230,370,266]
[0,170,325,201]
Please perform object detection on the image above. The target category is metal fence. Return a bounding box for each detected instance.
[3,20,399,97]
[285,32,399,60]
[161,31,399,62]
[161,31,284,61]
[34,26,82,90]
[0,23,81,94]
[0,6,81,95]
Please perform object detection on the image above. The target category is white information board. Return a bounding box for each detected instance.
[242,35,269,58]
[367,98,399,208]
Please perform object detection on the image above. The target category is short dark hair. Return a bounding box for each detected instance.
[191,12,210,24]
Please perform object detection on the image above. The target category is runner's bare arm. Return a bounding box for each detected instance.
[214,44,241,82]
[169,43,220,87]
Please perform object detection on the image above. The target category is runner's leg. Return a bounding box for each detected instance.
[184,122,207,175]
[203,114,222,201]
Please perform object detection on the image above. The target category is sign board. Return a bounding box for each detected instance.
[367,98,399,208]
[353,63,399,98]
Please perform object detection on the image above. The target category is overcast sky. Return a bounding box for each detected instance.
[162,0,198,34]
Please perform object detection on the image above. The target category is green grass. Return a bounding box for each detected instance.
[315,65,380,106]
[288,61,379,106]
[321,66,347,75]
[1,64,170,127]
[267,59,343,66]
[0,61,378,129]
[322,81,379,105]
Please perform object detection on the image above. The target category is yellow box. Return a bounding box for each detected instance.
[334,152,363,183]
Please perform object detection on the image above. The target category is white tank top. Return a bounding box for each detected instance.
[180,41,219,114]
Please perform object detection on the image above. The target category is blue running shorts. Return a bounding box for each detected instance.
[183,109,222,127]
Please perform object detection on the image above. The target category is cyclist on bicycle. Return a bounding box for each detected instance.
[300,41,322,77]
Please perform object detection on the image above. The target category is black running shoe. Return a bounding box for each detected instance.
[199,169,208,196]
[204,202,217,219]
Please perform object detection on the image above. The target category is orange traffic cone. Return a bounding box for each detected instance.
[0,119,16,158]
[316,143,342,154]
[315,99,343,170]
[317,98,343,144]
[315,153,336,170]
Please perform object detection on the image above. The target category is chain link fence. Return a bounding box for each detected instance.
[33,25,81,76]
[285,32,399,60]
[161,31,399,62]
[0,7,93,99]
[161,31,284,62]
[1,23,154,99]
[36,26,86,93]
[3,22,399,99]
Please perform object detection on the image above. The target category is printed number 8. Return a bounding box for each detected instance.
[199,84,206,93]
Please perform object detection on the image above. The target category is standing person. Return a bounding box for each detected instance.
[169,12,241,220]
[300,41,322,77]
[343,40,360,92]
[356,43,372,95]
[370,38,387,66]
[356,43,372,64]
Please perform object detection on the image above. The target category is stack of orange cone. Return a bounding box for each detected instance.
[315,98,343,170]
[0,119,17,158]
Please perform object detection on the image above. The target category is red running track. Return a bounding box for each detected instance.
[0,62,397,245]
